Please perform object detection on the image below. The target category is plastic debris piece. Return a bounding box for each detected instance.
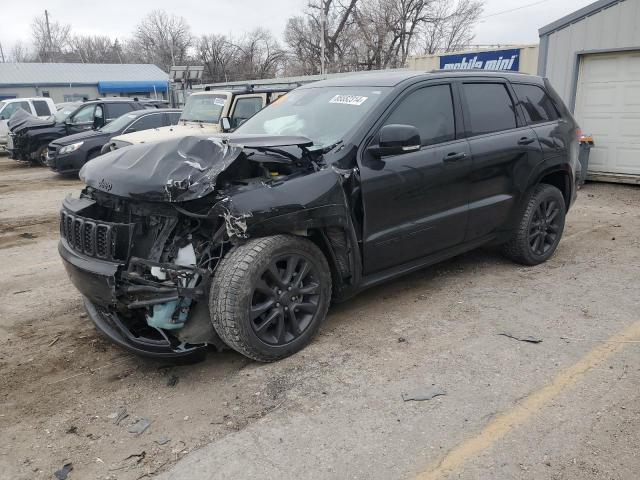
[402,387,446,402]
[111,407,128,425]
[54,462,73,480]
[128,418,151,435]
[498,332,542,344]
[167,375,179,387]
[155,436,171,446]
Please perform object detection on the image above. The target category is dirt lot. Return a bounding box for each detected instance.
[1,155,639,480]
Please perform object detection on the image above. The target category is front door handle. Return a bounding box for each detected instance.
[443,152,467,162]
[518,137,536,145]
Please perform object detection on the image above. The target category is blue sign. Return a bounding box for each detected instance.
[440,48,521,72]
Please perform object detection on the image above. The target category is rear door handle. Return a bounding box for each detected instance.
[443,152,467,162]
[518,137,536,145]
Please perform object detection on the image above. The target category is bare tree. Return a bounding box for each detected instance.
[70,35,125,63]
[9,41,34,62]
[231,29,287,80]
[129,10,193,71]
[31,12,71,62]
[419,0,484,54]
[284,0,359,75]
[198,34,237,82]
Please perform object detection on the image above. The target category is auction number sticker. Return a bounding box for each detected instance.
[329,94,368,106]
[213,97,226,106]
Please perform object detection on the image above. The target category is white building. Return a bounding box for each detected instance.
[0,63,169,104]
[539,0,640,183]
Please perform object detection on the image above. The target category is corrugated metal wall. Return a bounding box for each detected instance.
[541,0,640,107]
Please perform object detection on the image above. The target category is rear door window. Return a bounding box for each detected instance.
[462,83,517,136]
[382,84,456,146]
[126,113,164,132]
[512,84,560,124]
[32,100,52,116]
[106,103,134,122]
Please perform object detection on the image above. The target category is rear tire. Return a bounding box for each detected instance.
[210,235,332,362]
[502,184,566,265]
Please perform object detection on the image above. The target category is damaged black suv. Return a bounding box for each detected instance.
[59,71,580,361]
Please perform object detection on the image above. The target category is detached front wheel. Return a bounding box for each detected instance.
[210,235,332,362]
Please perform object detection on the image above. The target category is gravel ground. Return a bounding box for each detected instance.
[0,155,638,480]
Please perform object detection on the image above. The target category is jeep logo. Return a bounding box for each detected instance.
[98,178,113,191]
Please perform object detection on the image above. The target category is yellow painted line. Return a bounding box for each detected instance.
[416,320,640,480]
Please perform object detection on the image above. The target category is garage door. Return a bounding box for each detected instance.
[574,51,640,176]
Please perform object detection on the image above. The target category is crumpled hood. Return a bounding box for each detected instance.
[8,109,56,133]
[79,133,313,203]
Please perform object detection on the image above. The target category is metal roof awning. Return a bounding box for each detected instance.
[98,81,168,93]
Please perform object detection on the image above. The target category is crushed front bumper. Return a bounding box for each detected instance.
[59,239,207,359]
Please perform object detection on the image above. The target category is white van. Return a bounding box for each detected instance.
[0,97,56,153]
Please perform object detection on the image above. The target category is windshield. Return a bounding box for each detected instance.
[54,106,78,122]
[100,113,138,133]
[235,87,390,147]
[180,94,227,123]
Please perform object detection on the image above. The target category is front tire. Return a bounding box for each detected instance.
[502,184,566,265]
[210,235,332,362]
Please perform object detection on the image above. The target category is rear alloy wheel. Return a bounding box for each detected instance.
[210,235,331,362]
[502,183,566,265]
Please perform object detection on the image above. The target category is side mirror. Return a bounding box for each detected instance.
[368,124,421,157]
[220,117,231,132]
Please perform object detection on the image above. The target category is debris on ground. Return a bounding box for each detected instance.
[18,232,37,239]
[155,436,171,446]
[498,332,543,344]
[401,387,446,402]
[167,375,179,387]
[108,407,129,425]
[124,451,146,464]
[65,425,78,435]
[54,462,73,479]
[128,418,151,435]
[398,337,406,343]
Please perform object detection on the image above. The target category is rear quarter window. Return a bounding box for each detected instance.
[32,100,52,116]
[512,83,560,124]
[462,83,517,136]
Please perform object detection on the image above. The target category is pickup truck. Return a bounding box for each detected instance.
[103,87,290,151]
[59,71,580,362]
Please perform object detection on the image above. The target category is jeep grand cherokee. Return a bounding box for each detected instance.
[59,71,580,361]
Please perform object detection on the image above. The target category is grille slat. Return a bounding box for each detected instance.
[60,210,130,262]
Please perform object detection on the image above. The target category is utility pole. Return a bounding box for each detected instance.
[44,10,53,62]
[320,2,326,75]
[0,42,5,63]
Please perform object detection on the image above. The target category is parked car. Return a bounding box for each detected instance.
[8,98,151,164]
[0,97,56,153]
[102,87,290,151]
[47,108,181,175]
[59,71,580,361]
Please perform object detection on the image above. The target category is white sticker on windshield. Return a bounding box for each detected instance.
[213,98,226,106]
[329,94,368,106]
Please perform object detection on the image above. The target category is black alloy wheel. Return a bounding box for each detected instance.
[528,197,562,256]
[210,235,332,362]
[250,254,321,346]
[502,183,566,265]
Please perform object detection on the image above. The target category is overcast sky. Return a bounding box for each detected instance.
[0,0,597,57]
